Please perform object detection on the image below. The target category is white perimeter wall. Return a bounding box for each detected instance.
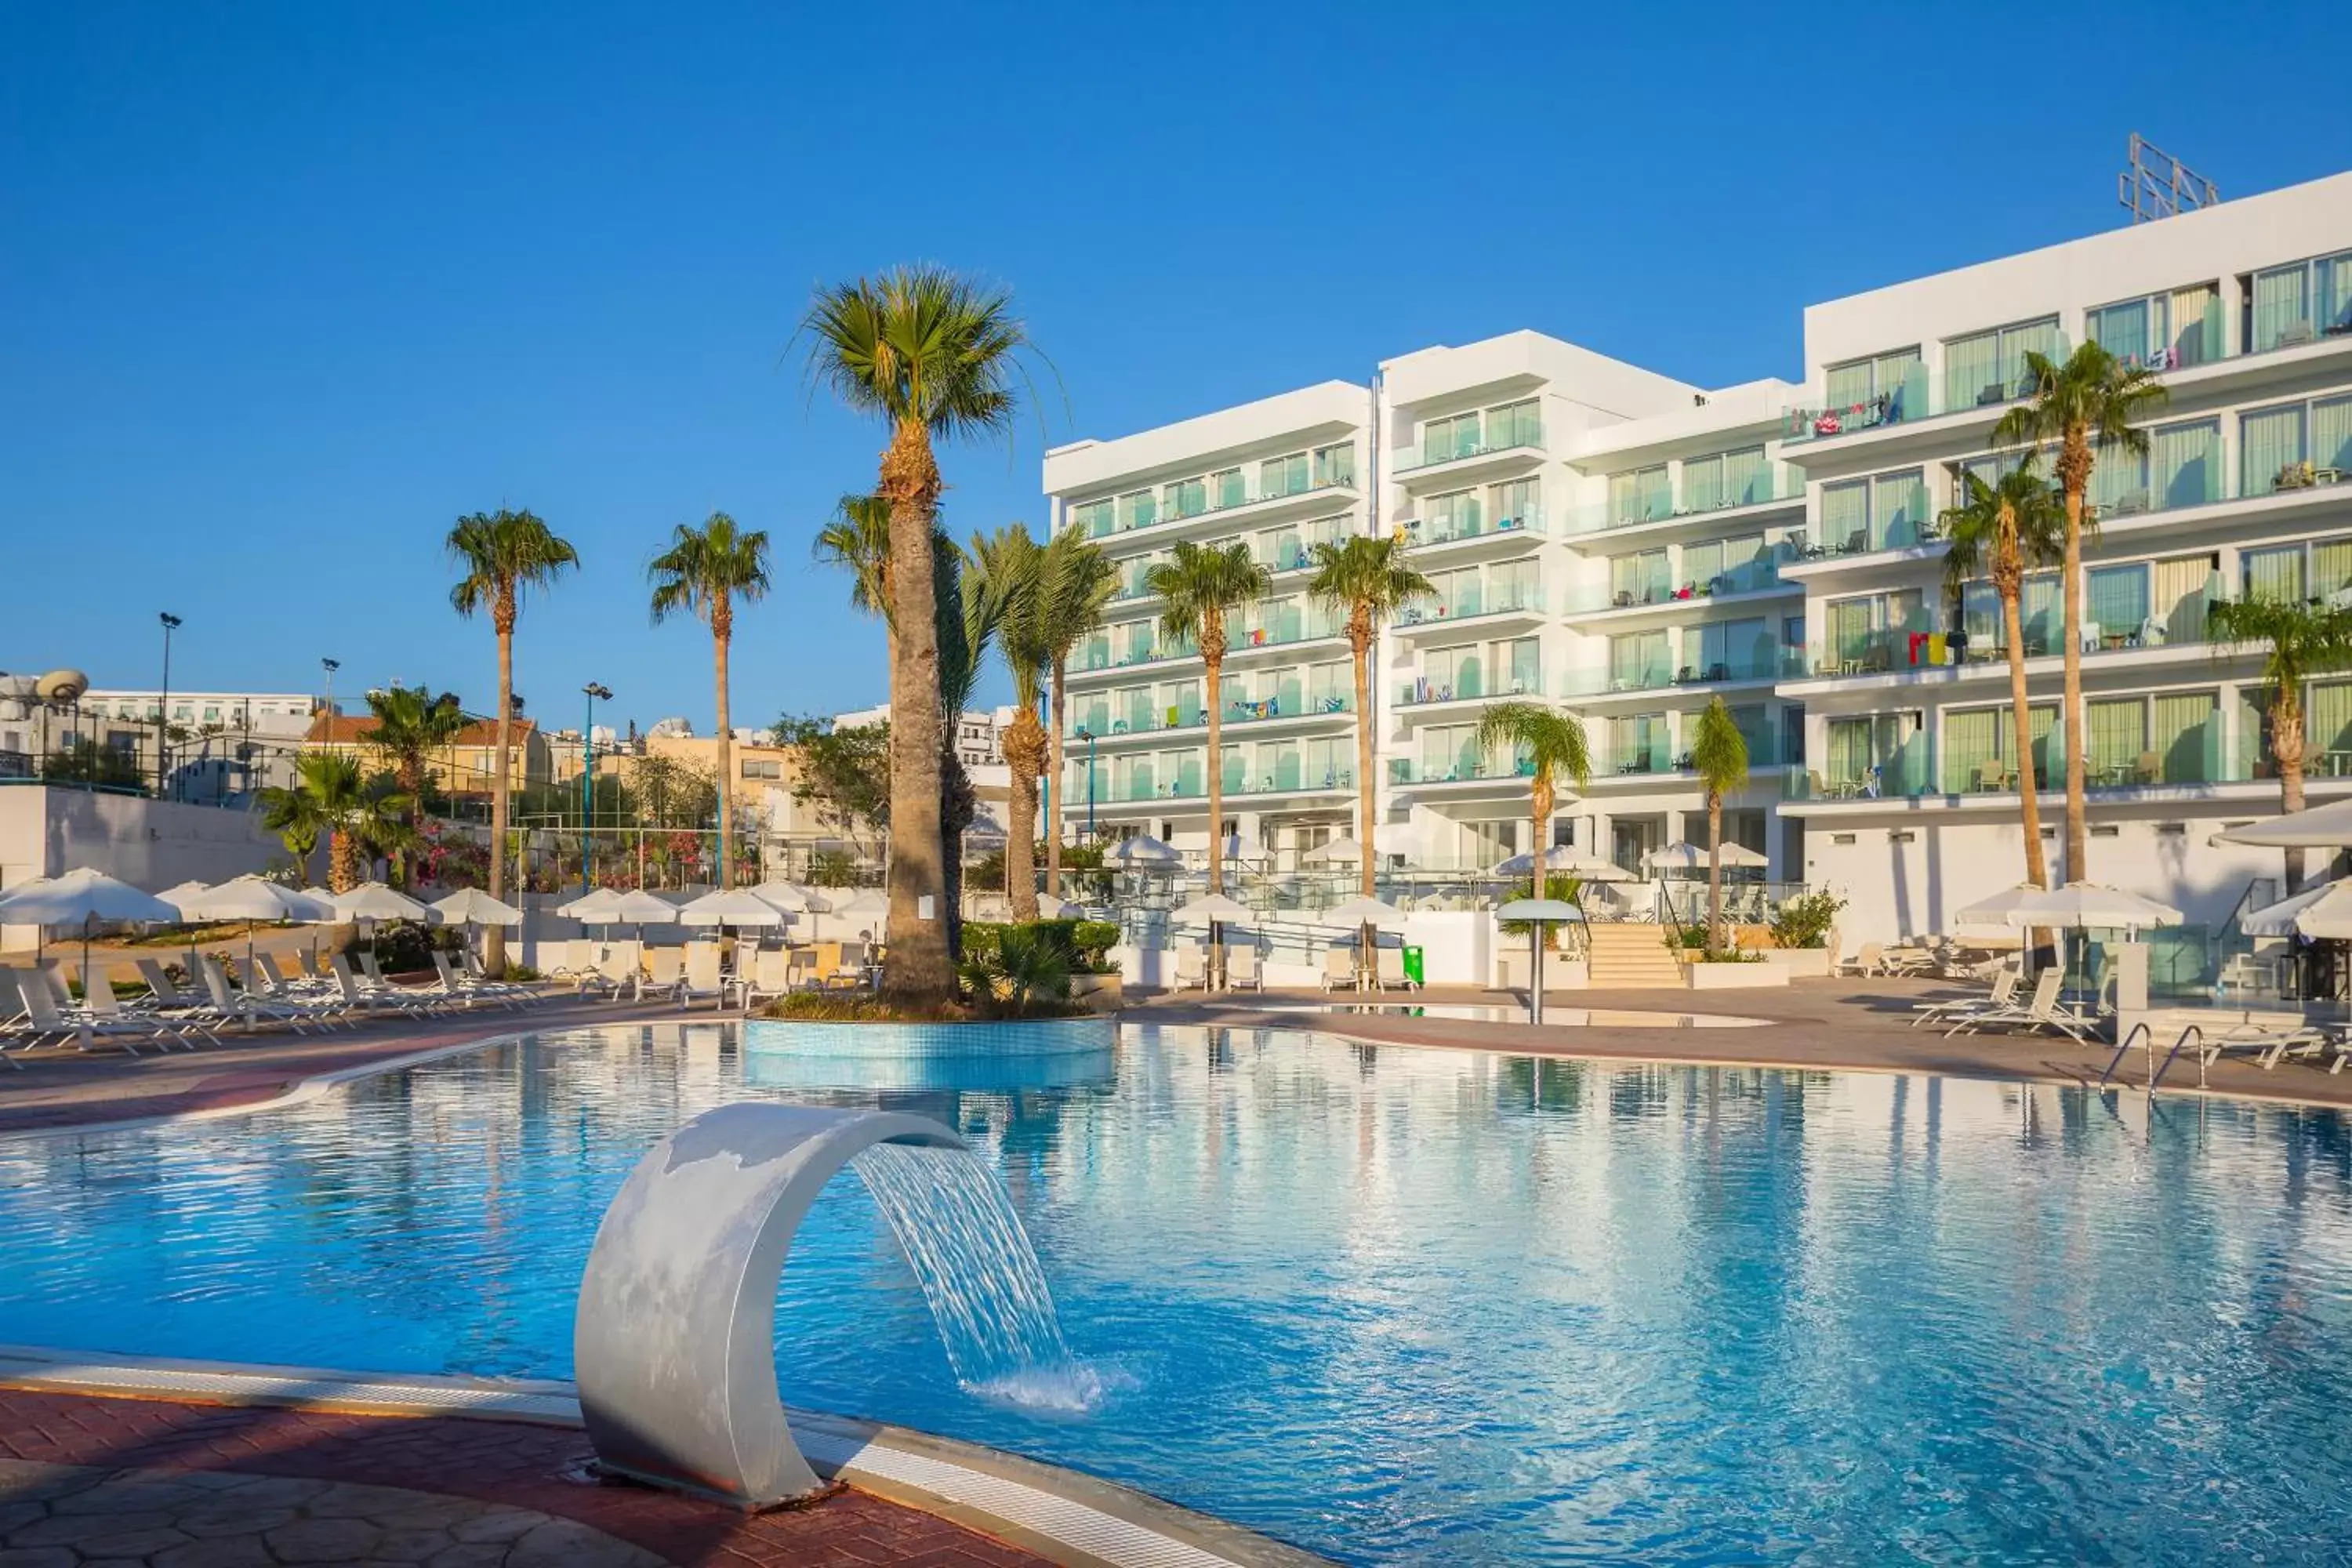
[0,787,292,949]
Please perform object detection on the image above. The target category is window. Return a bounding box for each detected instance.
[1487,559,1541,612]
[1424,488,1482,541]
[1610,549,1670,605]
[1211,467,1246,510]
[1608,465,1672,523]
[1307,660,1351,713]
[2150,418,2222,510]
[1608,630,1670,691]
[1258,452,1308,499]
[1160,678,1203,727]
[1162,476,1207,519]
[1501,637,1541,695]
[1682,445,1768,510]
[1421,411,1481,463]
[1118,489,1156,531]
[1073,499,1115,538]
[1421,644,1483,701]
[2087,282,2221,369]
[1872,470,1927,550]
[1491,477,1541,529]
[1942,315,2060,410]
[1941,704,2057,793]
[1959,571,2060,656]
[1690,617,1770,681]
[741,759,782,780]
[2248,251,2352,352]
[1824,348,1925,417]
[1608,713,1668,773]
[1486,398,1541,448]
[1824,590,1929,672]
[2243,404,2307,495]
[1311,441,1356,488]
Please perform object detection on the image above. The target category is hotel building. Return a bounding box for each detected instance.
[1043,169,2352,946]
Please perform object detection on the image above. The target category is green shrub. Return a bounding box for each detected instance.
[1497,873,1583,949]
[958,925,1073,1018]
[1769,890,1846,950]
[964,917,1119,975]
[501,963,541,982]
[347,919,462,973]
[760,991,971,1023]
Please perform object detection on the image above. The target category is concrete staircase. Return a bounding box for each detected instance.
[1584,923,1688,989]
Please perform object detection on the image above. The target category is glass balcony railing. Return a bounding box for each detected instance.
[1593,735,1786,778]
[1569,557,1788,613]
[1393,427,1545,474]
[1394,672,1542,706]
[1808,603,2220,681]
[1094,476,1358,540]
[1563,647,1803,696]
[1396,583,1545,627]
[1093,767,1354,804]
[1388,754,1535,786]
[1780,336,2075,446]
[1785,742,1937,800]
[1559,477,1808,535]
[1401,507,1547,546]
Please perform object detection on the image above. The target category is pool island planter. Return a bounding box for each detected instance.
[1757,947,1832,978]
[744,1015,1118,1058]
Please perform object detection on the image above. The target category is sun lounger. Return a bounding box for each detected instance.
[677,943,729,1010]
[1911,967,2019,1027]
[1319,946,1357,993]
[1226,944,1263,992]
[13,969,179,1056]
[1173,947,1207,992]
[1949,969,2097,1042]
[199,955,334,1033]
[1376,944,1421,993]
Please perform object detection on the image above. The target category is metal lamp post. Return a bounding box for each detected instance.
[581,682,612,897]
[156,612,181,797]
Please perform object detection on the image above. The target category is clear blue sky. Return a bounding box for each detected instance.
[7,0,2347,736]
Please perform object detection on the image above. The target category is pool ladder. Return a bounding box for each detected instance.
[2100,1023,2204,1092]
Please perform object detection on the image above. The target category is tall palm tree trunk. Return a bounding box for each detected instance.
[1204,655,1226,898]
[2002,589,2051,889]
[488,619,514,970]
[1531,773,1554,967]
[1706,790,1723,953]
[1352,634,1374,900]
[879,421,953,1001]
[2275,692,2310,891]
[1004,710,1045,921]
[1046,661,1068,896]
[713,624,733,887]
[2060,474,2089,884]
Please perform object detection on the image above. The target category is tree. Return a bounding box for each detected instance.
[967,523,1053,919]
[939,528,1007,960]
[771,717,890,867]
[1470,702,1592,895]
[260,752,414,891]
[1144,540,1271,895]
[813,492,895,674]
[1939,458,2067,895]
[447,508,578,960]
[648,511,772,887]
[1307,535,1432,898]
[2209,596,2352,891]
[1991,342,2168,882]
[41,742,144,791]
[1038,528,1116,898]
[1689,698,1751,953]
[358,684,467,887]
[802,267,1044,1004]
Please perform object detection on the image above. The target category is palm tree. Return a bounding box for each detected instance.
[802,267,1044,1004]
[2209,596,2352,891]
[1689,698,1751,953]
[1144,540,1271,895]
[1470,702,1592,898]
[649,511,772,888]
[358,684,467,887]
[1939,459,2067,894]
[967,523,1052,919]
[260,753,414,892]
[813,492,895,674]
[1991,342,2169,881]
[939,528,1008,960]
[447,509,578,961]
[1308,536,1432,899]
[1038,528,1116,898]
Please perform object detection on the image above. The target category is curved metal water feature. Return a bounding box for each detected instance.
[573,1102,967,1506]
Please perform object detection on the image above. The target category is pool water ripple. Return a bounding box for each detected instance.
[2,1022,2350,1564]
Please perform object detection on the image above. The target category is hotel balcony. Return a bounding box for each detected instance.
[1399,506,1548,562]
[1069,696,1355,748]
[1563,561,1799,626]
[1562,648,1802,702]
[1084,770,1358,808]
[1586,735,1791,789]
[1078,472,1361,550]
[1390,429,1547,487]
[1391,585,1548,641]
[1555,480,1807,546]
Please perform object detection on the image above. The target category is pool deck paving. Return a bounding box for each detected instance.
[0,1387,1047,1566]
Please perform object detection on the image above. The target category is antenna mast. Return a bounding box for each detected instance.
[2118,134,2220,224]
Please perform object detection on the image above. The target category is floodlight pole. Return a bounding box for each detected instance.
[157,612,181,797]
[582,683,612,898]
[1530,921,1544,1027]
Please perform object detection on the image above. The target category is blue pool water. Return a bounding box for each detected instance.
[3,1022,2351,1564]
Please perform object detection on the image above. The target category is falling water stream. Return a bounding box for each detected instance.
[848,1141,1108,1411]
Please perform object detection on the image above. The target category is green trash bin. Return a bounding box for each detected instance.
[1402,946,1425,985]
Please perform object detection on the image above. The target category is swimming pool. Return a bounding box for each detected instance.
[3,1022,2350,1564]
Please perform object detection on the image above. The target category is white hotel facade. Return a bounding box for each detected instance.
[1041,170,2352,948]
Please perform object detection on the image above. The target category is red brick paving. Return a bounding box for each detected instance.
[0,1387,1051,1566]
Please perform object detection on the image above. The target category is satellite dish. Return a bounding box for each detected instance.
[35,669,89,704]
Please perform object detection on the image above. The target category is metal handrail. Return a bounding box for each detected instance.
[2158,1025,2204,1091]
[2100,1023,2149,1087]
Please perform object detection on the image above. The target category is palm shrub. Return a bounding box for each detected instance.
[358,684,467,887]
[648,511,772,887]
[967,523,1053,918]
[1690,697,1751,953]
[260,753,415,891]
[1039,528,1116,897]
[1939,459,2067,894]
[1307,536,1432,898]
[1991,342,2168,880]
[958,924,1072,1017]
[1470,702,1592,880]
[802,267,1046,1005]
[2209,595,2352,890]
[1144,540,1271,894]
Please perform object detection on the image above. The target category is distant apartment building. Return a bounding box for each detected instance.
[1044,169,2352,942]
[303,711,553,800]
[0,685,320,799]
